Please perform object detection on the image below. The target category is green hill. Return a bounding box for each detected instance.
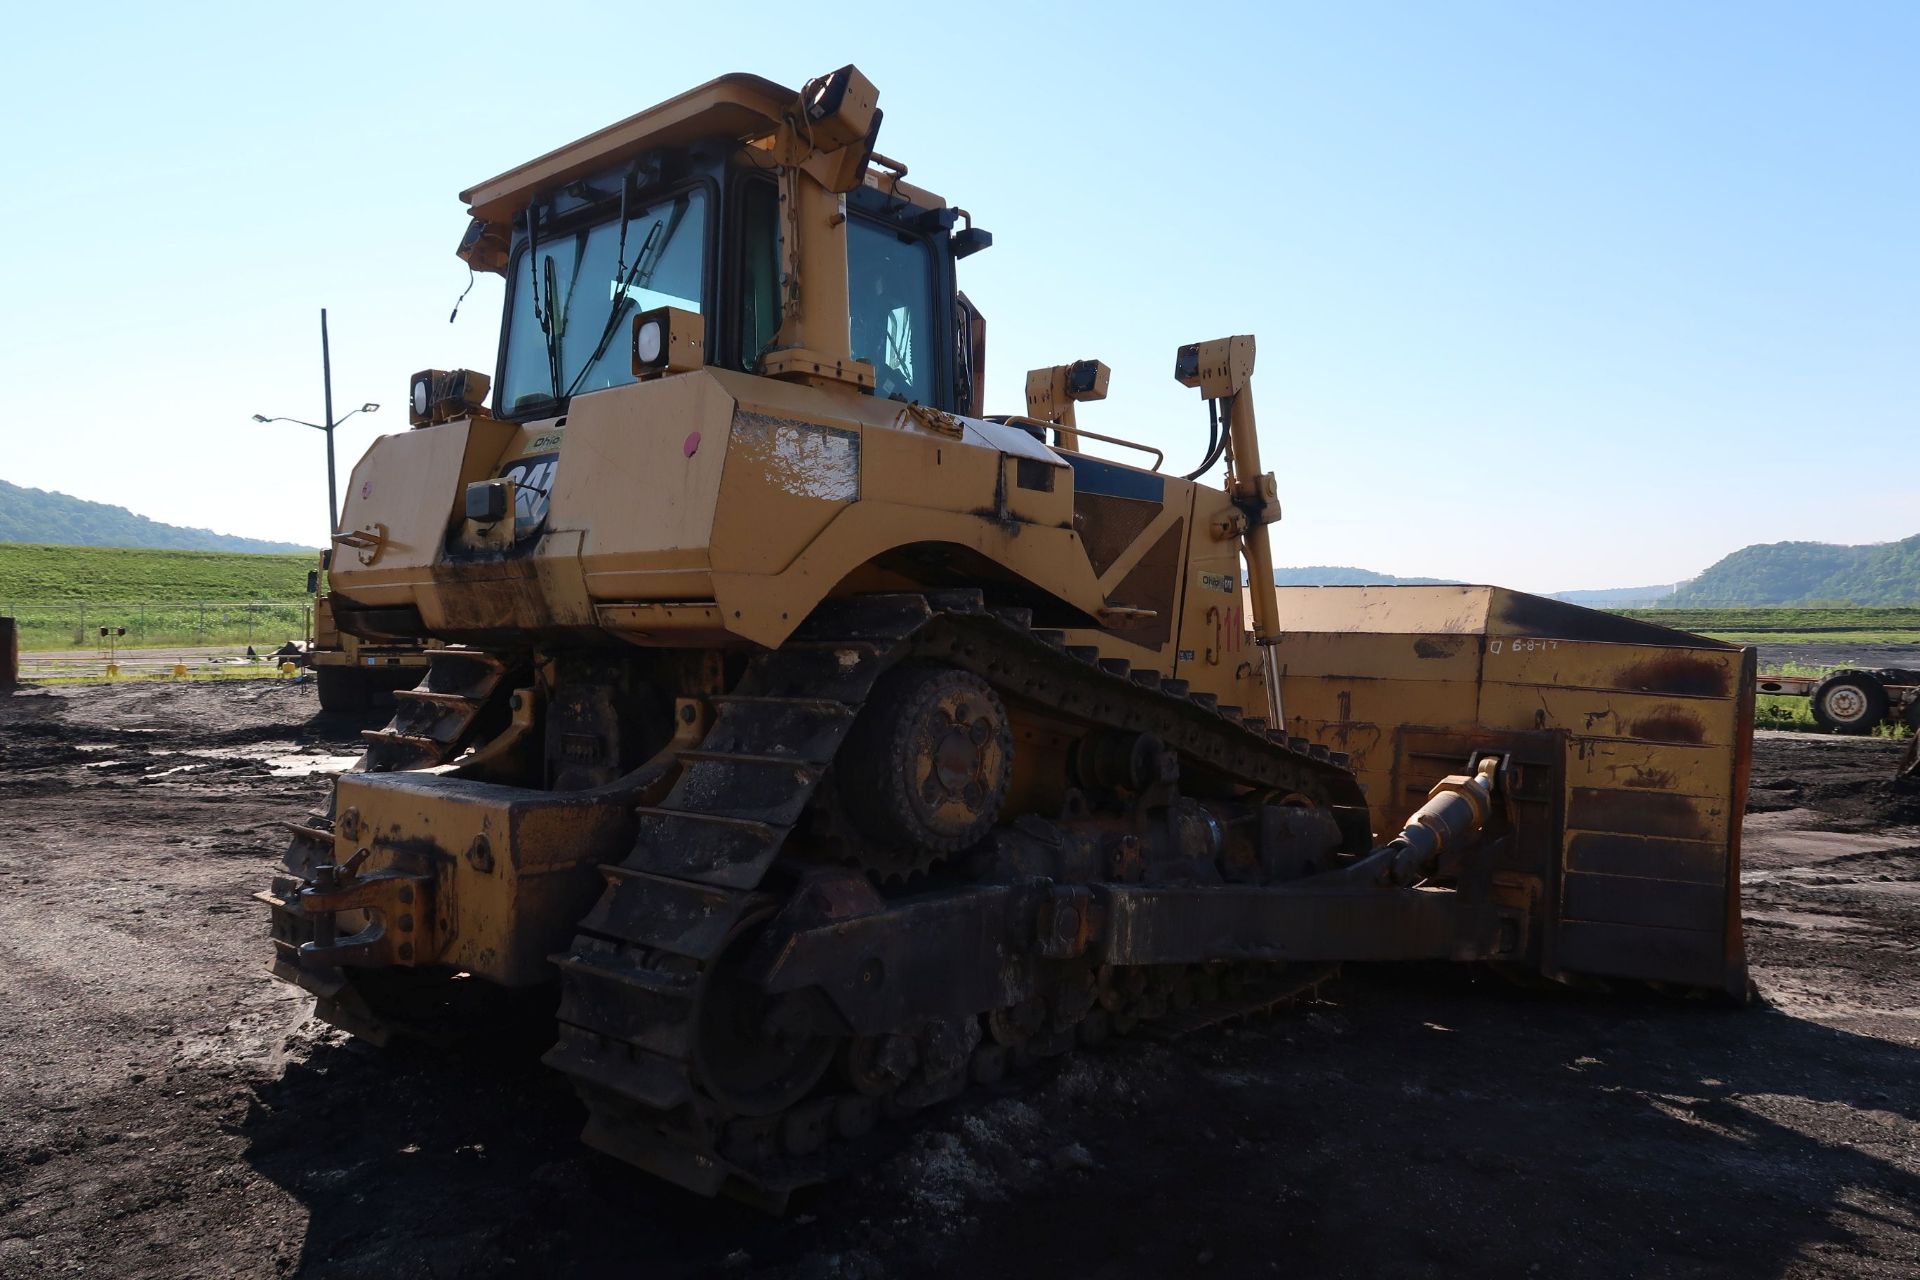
[0,478,311,554]
[0,543,313,604]
[1551,584,1684,607]
[1668,534,1920,607]
[1274,566,1453,586]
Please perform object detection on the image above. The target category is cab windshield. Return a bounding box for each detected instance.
[498,187,708,417]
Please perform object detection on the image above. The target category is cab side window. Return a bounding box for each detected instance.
[735,180,782,371]
[848,219,934,404]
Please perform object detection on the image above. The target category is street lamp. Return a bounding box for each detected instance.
[251,309,380,534]
[251,404,378,426]
[250,402,379,535]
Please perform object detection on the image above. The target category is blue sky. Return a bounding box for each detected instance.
[0,1,1912,592]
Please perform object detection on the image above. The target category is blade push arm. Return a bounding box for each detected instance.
[1176,336,1285,722]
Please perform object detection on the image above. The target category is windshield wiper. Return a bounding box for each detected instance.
[636,194,690,288]
[564,192,692,400]
[524,208,562,401]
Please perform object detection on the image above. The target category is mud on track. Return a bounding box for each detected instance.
[3,684,1919,1279]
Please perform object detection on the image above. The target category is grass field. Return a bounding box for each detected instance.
[0,543,315,649]
[1614,605,1920,637]
[1615,606,1920,663]
[1690,630,1920,645]
[0,543,314,600]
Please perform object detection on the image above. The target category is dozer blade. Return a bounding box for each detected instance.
[1265,584,1754,999]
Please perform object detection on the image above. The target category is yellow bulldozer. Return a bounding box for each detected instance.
[262,68,1755,1208]
[305,555,436,712]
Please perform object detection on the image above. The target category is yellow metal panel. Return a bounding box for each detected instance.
[562,374,733,601]
[1560,739,1741,798]
[1270,585,1494,635]
[333,418,519,605]
[1279,678,1481,739]
[1483,639,1743,700]
[1258,584,1751,994]
[711,502,1100,649]
[1478,683,1741,747]
[1565,782,1733,845]
[1288,720,1394,773]
[847,406,999,516]
[462,74,796,222]
[1176,496,1239,689]
[1563,831,1728,884]
[1272,631,1484,682]
[335,773,629,988]
[532,529,595,627]
[712,410,861,577]
[1004,454,1076,528]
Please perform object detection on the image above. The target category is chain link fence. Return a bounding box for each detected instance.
[0,600,313,652]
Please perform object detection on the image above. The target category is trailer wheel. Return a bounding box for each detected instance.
[1809,670,1889,735]
[314,666,369,714]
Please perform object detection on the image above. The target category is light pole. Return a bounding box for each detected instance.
[321,308,335,529]
[252,309,379,534]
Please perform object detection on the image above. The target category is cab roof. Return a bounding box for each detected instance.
[460,71,944,224]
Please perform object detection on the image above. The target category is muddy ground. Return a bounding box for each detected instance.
[3,681,1918,1280]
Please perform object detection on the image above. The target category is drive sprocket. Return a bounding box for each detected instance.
[829,663,1012,881]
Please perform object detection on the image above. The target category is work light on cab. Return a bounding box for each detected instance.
[630,307,703,378]
[407,368,492,427]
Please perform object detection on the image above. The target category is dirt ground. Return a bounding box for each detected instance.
[1751,640,1920,672]
[3,681,1919,1280]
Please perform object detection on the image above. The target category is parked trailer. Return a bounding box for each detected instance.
[1758,668,1920,735]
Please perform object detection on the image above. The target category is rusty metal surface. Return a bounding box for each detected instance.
[274,769,637,987]
[1269,585,1752,997]
[1096,883,1499,966]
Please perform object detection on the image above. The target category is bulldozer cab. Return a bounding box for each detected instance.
[374,67,1244,702]
[458,71,982,425]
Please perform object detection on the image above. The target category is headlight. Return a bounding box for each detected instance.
[407,369,492,427]
[635,318,664,366]
[630,307,705,378]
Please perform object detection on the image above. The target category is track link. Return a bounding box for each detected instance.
[544,591,1368,1204]
[361,648,514,772]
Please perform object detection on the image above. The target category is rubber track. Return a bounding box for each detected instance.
[542,590,1367,1201]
